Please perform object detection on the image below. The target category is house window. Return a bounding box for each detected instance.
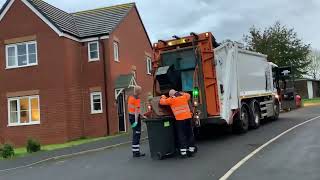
[8,95,40,126]
[6,41,38,69]
[146,57,152,75]
[90,92,103,114]
[88,41,99,61]
[113,41,119,62]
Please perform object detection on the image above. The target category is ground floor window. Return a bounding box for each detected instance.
[90,92,103,114]
[8,95,40,126]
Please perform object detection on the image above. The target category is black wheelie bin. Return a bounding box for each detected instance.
[144,118,175,160]
[144,97,176,160]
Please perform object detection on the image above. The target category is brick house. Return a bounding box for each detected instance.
[0,0,153,146]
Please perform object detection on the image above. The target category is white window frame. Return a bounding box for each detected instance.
[113,41,119,62]
[7,95,40,127]
[90,92,103,114]
[5,41,38,69]
[88,41,100,62]
[146,57,152,75]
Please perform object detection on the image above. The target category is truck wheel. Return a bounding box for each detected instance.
[233,103,250,133]
[250,101,261,129]
[272,100,280,120]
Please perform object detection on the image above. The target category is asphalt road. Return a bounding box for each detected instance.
[1,106,320,180]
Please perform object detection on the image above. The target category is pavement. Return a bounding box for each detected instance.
[0,131,147,171]
[0,106,319,180]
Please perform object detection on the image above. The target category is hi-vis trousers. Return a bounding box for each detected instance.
[129,114,141,155]
[175,118,196,155]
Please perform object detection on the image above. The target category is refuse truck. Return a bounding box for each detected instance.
[148,32,281,133]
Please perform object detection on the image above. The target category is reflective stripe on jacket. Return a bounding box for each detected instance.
[159,93,192,120]
[128,96,141,115]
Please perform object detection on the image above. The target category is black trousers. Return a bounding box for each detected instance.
[129,114,141,154]
[175,119,195,153]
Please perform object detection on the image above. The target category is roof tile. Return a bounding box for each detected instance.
[25,0,134,38]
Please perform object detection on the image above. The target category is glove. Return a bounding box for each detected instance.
[131,121,138,128]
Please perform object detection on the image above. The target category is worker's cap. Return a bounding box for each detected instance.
[169,89,177,97]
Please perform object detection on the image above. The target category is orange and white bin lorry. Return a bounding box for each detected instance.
[149,32,280,133]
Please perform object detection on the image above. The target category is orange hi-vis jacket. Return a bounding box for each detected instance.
[160,93,192,120]
[128,95,141,115]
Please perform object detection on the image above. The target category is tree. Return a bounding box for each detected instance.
[307,50,320,80]
[244,22,311,77]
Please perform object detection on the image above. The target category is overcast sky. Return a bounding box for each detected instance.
[1,0,320,48]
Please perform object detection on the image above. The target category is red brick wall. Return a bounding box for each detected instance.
[78,40,109,138]
[106,7,153,134]
[0,1,152,146]
[0,0,68,146]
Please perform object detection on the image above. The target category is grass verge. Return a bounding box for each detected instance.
[2,133,128,160]
[303,98,320,106]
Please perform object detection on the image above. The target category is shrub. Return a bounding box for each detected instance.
[0,144,15,159]
[26,138,41,153]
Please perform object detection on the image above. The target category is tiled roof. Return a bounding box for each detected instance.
[24,0,134,38]
[27,0,79,36]
[72,4,134,38]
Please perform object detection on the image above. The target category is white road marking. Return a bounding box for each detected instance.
[219,115,320,180]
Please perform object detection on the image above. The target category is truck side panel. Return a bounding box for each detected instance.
[237,50,273,98]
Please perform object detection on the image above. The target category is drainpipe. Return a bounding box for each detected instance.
[99,37,110,135]
[80,42,86,137]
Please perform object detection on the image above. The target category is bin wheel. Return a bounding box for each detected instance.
[157,152,163,160]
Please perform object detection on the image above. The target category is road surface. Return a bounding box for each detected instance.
[1,106,320,180]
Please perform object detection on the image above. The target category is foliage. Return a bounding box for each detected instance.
[0,144,15,159]
[26,138,41,153]
[244,21,311,77]
[306,50,320,80]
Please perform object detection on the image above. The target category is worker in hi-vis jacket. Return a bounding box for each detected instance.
[160,89,197,158]
[128,86,146,158]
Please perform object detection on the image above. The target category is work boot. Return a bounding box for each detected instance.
[133,152,146,158]
[180,154,188,159]
[187,146,198,157]
[180,149,188,159]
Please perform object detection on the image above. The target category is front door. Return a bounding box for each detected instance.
[117,92,126,132]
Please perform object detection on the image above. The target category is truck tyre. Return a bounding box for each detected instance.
[250,100,261,129]
[233,103,250,133]
[272,100,280,121]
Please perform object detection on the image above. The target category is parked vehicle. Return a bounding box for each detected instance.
[149,32,280,133]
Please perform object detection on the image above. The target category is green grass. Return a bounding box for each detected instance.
[2,133,128,160]
[302,98,320,104]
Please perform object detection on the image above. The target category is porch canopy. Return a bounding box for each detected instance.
[114,74,137,99]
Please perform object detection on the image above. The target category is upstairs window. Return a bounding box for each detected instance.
[6,41,37,69]
[146,57,152,75]
[113,41,119,62]
[88,41,99,61]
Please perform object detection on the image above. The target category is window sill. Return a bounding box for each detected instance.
[8,122,40,127]
[89,59,100,62]
[91,111,103,114]
[6,64,38,70]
